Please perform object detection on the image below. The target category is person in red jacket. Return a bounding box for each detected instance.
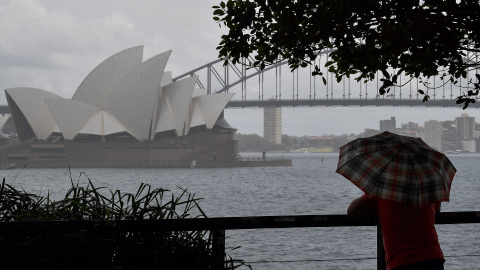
[348,194,445,270]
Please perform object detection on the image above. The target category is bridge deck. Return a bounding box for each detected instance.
[1,98,477,114]
[226,99,477,108]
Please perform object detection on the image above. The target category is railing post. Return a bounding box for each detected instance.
[212,230,225,270]
[377,225,386,270]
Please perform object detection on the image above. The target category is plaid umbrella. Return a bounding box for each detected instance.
[336,131,456,207]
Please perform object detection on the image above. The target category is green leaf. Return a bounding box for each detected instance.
[382,70,390,80]
[213,9,224,15]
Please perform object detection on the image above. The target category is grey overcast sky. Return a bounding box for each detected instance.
[0,0,477,136]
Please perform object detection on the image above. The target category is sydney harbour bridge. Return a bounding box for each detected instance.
[171,52,479,109]
[1,52,479,115]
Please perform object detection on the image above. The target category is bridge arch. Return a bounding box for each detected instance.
[173,52,479,109]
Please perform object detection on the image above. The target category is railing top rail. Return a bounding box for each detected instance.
[1,211,478,234]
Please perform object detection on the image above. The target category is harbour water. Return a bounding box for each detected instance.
[1,153,479,269]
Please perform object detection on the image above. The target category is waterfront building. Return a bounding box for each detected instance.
[415,127,425,141]
[308,137,334,148]
[397,122,417,137]
[401,122,418,132]
[424,120,443,151]
[442,122,458,141]
[380,117,396,133]
[6,47,234,142]
[363,128,380,138]
[461,140,476,152]
[456,113,475,140]
[442,141,460,152]
[1,46,244,168]
[264,99,282,144]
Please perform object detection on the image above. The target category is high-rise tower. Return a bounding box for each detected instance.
[455,113,475,140]
[380,117,396,133]
[264,99,282,144]
[424,120,443,151]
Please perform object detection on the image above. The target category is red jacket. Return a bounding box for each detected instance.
[361,194,444,269]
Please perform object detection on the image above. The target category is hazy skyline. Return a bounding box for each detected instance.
[0,0,478,136]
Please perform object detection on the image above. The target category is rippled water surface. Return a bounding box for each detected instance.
[2,153,479,269]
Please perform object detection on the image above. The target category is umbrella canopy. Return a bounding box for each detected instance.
[336,131,456,207]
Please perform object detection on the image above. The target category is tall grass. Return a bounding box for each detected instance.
[0,175,249,269]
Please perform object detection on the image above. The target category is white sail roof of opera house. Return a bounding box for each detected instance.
[78,111,127,136]
[4,46,235,142]
[156,76,197,136]
[5,87,62,140]
[0,115,9,130]
[72,46,144,109]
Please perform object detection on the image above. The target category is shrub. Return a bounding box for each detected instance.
[0,176,248,269]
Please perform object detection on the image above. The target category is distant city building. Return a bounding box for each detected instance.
[461,140,476,152]
[456,113,475,140]
[442,140,460,152]
[308,137,334,148]
[401,122,419,132]
[363,128,380,138]
[442,122,458,142]
[380,117,396,133]
[424,120,443,151]
[416,127,425,141]
[264,99,282,144]
[397,122,418,137]
[401,130,418,138]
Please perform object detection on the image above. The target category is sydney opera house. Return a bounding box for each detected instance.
[0,46,253,168]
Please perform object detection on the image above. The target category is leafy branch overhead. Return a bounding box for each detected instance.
[213,0,480,109]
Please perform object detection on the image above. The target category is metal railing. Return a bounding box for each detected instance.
[1,211,479,269]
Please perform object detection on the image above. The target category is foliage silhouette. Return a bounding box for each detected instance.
[214,0,479,108]
[0,177,249,270]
